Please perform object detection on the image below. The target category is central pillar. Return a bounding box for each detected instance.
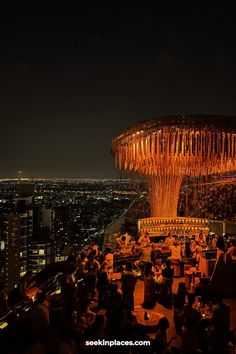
[147,175,183,217]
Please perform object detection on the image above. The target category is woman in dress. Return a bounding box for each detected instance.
[96,261,110,309]
[121,262,137,311]
[143,262,156,309]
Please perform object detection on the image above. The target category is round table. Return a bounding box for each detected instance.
[132,309,164,333]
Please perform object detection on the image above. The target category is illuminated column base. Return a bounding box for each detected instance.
[138,216,209,237]
[147,175,183,217]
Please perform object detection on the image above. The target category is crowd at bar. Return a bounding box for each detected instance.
[1,116,236,353]
[0,227,236,353]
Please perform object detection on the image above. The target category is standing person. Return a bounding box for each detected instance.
[165,233,175,248]
[211,234,218,247]
[96,261,110,309]
[182,293,201,354]
[173,282,187,335]
[75,253,87,311]
[61,255,77,319]
[195,231,206,247]
[104,247,114,272]
[85,252,100,300]
[208,296,230,354]
[121,262,137,311]
[191,241,202,266]
[138,232,151,247]
[75,253,87,281]
[91,244,99,257]
[143,262,156,309]
[158,259,174,306]
[212,295,230,338]
[62,255,76,292]
[215,236,225,262]
[183,240,192,259]
[170,242,181,261]
[106,285,123,338]
[115,235,127,250]
[151,243,161,263]
[63,266,76,319]
[116,232,132,248]
[161,259,174,281]
[226,237,236,258]
[134,244,152,275]
[182,293,201,330]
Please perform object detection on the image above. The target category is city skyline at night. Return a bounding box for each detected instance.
[1,4,236,178]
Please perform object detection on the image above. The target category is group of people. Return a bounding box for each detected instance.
[179,183,236,220]
[173,283,232,354]
[1,230,236,353]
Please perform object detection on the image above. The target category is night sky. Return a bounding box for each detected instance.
[1,4,236,178]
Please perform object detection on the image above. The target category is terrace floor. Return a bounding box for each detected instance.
[132,277,236,348]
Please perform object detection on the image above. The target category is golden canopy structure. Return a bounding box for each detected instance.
[112,115,236,235]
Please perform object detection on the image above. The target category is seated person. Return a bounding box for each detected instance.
[209,296,230,354]
[212,295,230,334]
[138,232,151,247]
[182,292,201,330]
[195,278,212,304]
[77,302,96,332]
[153,317,177,354]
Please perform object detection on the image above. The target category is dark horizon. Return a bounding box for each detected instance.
[1,4,236,178]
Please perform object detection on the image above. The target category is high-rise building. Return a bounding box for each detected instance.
[3,182,57,290]
[3,185,33,291]
[54,206,70,261]
[32,205,55,262]
[3,214,21,291]
[28,242,51,274]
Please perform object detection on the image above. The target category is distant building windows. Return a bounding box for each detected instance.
[0,241,4,250]
[37,259,46,265]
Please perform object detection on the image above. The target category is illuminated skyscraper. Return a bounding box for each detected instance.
[28,242,51,274]
[3,183,33,290]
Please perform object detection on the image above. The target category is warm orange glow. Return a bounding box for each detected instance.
[112,116,236,217]
[138,216,209,236]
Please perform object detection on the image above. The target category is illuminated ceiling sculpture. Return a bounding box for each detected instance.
[112,115,236,219]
